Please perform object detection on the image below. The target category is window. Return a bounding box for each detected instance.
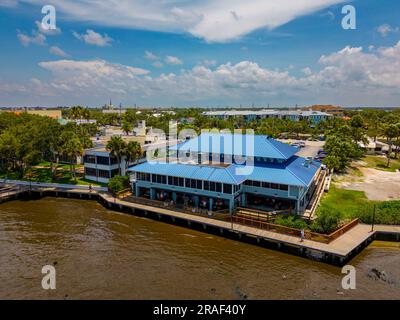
[185,179,191,188]
[168,176,173,185]
[210,182,216,192]
[97,156,110,165]
[262,182,271,189]
[223,184,232,194]
[85,167,96,176]
[204,181,209,190]
[137,172,150,181]
[179,178,184,187]
[271,183,279,190]
[279,184,289,191]
[196,180,202,190]
[152,174,157,183]
[216,183,222,193]
[97,169,110,178]
[84,155,96,164]
[244,180,252,186]
[191,179,196,189]
[110,157,118,165]
[253,181,261,187]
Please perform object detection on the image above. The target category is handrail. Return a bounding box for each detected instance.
[227,215,359,244]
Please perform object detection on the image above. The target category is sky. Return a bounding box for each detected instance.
[0,0,400,108]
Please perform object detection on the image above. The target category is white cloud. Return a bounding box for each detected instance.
[152,61,164,68]
[165,55,183,65]
[73,29,113,47]
[17,29,46,46]
[377,24,399,38]
[0,0,18,7]
[4,41,400,107]
[49,46,69,57]
[144,51,159,61]
[11,0,346,42]
[201,59,217,67]
[35,20,62,36]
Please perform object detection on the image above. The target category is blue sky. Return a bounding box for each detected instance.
[0,0,400,108]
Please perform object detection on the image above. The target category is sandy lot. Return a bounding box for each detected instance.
[277,139,325,158]
[339,167,400,201]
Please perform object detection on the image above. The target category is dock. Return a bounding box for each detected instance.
[1,182,399,266]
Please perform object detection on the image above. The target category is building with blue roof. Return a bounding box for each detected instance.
[128,133,324,214]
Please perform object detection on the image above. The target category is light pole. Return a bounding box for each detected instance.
[371,204,376,232]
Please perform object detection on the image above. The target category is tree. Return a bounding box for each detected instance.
[108,175,130,195]
[59,131,83,182]
[125,141,142,165]
[70,106,84,120]
[106,136,127,175]
[383,124,399,167]
[121,121,133,136]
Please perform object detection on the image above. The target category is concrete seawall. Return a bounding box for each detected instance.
[1,186,399,267]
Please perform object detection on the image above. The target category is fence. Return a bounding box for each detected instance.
[227,216,360,244]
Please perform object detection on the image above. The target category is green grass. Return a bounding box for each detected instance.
[317,185,373,219]
[362,155,400,172]
[318,185,400,225]
[0,164,105,187]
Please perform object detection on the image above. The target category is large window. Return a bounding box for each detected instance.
[96,156,110,166]
[85,167,96,176]
[245,180,289,191]
[97,169,110,179]
[84,155,96,164]
[223,184,232,194]
[137,172,151,181]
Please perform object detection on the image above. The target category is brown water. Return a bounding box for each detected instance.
[0,198,399,300]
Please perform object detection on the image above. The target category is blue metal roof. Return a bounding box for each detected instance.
[170,133,298,160]
[129,162,243,184]
[128,156,320,187]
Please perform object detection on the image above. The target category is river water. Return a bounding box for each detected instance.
[0,198,399,300]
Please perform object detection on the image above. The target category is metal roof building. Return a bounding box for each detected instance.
[128,133,323,214]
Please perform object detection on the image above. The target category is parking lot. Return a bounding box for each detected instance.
[277,139,325,158]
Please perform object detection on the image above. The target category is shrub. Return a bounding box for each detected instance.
[108,175,130,195]
[354,201,400,225]
[310,207,341,234]
[273,215,309,230]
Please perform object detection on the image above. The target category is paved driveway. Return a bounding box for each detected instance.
[277,139,325,158]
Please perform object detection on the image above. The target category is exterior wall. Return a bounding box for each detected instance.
[83,149,127,183]
[131,172,315,214]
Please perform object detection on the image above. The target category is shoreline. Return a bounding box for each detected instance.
[1,186,399,267]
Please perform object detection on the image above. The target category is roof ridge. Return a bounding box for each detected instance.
[267,138,287,159]
[286,166,308,186]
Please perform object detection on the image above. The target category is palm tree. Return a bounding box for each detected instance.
[60,133,83,182]
[125,141,142,166]
[106,136,127,175]
[70,106,83,120]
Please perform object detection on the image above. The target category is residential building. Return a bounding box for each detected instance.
[128,133,324,214]
[202,109,332,124]
[83,147,126,184]
[303,105,344,116]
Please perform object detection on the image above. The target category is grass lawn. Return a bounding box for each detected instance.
[0,163,106,187]
[318,184,400,225]
[317,185,374,219]
[362,155,400,172]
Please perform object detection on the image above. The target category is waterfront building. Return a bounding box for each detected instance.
[128,133,324,214]
[202,109,332,124]
[83,147,125,184]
